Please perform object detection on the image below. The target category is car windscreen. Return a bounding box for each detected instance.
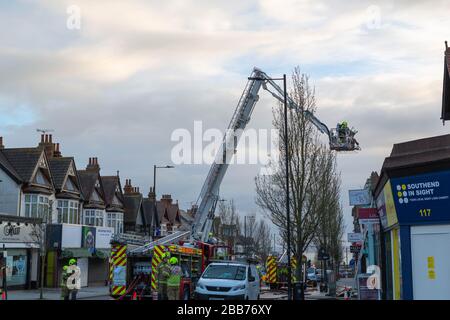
[202,265,246,280]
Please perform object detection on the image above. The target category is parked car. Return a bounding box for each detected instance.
[195,261,260,300]
[315,268,323,282]
[306,267,318,286]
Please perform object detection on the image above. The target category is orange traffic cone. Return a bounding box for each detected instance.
[1,290,6,300]
[132,291,137,300]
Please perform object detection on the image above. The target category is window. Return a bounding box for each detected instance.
[84,209,104,227]
[24,194,49,219]
[64,178,78,192]
[57,200,79,224]
[107,212,123,234]
[202,265,246,280]
[34,170,50,186]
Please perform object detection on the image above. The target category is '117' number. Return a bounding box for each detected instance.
[419,209,431,217]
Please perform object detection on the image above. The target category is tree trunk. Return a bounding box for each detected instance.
[39,251,45,299]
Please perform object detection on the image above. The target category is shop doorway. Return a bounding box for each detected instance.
[411,225,450,300]
[77,258,88,287]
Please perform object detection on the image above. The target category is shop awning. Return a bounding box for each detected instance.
[61,248,92,258]
[94,248,111,259]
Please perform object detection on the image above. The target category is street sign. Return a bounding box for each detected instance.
[347,233,363,242]
[318,247,330,260]
[349,189,371,206]
[350,245,361,253]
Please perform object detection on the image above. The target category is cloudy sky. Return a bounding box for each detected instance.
[1,0,450,241]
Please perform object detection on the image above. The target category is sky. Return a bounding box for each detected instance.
[1,0,450,246]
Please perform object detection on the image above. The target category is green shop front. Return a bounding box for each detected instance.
[46,223,113,287]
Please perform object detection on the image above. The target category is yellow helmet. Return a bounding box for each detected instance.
[63,265,68,271]
[169,257,178,265]
[69,258,77,265]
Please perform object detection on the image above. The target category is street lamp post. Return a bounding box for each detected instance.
[244,215,256,258]
[249,74,291,300]
[153,165,175,195]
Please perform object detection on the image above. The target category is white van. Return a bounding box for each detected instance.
[195,262,260,300]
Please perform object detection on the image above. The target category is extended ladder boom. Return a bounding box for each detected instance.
[191,67,360,242]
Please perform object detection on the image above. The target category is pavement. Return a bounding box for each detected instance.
[259,277,357,301]
[4,285,112,300]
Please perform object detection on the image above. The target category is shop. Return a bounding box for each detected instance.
[374,134,450,300]
[45,223,113,288]
[0,215,41,289]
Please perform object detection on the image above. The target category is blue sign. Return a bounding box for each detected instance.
[391,170,450,224]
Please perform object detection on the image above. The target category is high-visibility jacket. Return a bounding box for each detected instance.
[167,265,182,287]
[157,261,171,285]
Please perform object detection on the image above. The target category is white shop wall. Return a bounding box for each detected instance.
[61,224,82,248]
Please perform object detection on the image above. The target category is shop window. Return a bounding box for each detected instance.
[2,249,28,286]
[57,200,79,224]
[24,194,49,219]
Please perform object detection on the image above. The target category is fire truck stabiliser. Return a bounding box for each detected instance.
[266,256,277,284]
[110,244,127,296]
[151,245,167,291]
[265,255,299,286]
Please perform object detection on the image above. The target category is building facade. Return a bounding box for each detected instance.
[374,134,450,300]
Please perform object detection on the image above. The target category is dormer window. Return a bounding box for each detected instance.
[91,189,102,202]
[112,194,121,205]
[64,177,78,192]
[34,169,51,186]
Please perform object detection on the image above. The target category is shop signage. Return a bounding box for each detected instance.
[350,245,361,253]
[391,170,450,224]
[81,226,96,253]
[349,189,371,206]
[357,208,379,225]
[357,274,381,300]
[95,227,113,249]
[376,180,398,229]
[0,222,38,243]
[347,233,363,242]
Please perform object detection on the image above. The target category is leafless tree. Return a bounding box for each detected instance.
[215,200,241,249]
[255,67,339,280]
[313,154,345,277]
[251,219,272,263]
[29,200,53,300]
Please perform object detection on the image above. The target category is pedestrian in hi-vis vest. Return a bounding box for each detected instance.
[60,265,70,300]
[167,257,182,300]
[157,253,171,300]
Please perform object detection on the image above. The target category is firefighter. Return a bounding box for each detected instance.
[60,265,70,300]
[337,121,348,144]
[167,257,182,300]
[157,253,170,300]
[68,258,79,300]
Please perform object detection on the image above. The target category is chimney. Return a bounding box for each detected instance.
[53,143,62,157]
[38,134,56,159]
[123,179,133,194]
[161,194,173,205]
[0,137,4,149]
[148,187,156,201]
[86,157,100,172]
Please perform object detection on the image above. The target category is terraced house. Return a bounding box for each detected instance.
[1,134,184,290]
